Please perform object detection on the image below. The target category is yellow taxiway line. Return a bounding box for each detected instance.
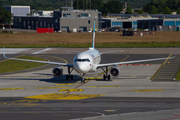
[25,93,104,100]
[0,87,25,90]
[131,89,164,92]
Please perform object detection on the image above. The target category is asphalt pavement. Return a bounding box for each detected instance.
[0,48,180,120]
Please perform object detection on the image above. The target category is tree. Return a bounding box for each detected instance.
[164,6,171,14]
[0,7,11,23]
[90,0,104,11]
[125,5,132,14]
[143,2,151,12]
[149,6,158,14]
[102,0,123,15]
[157,0,166,13]
[177,8,180,14]
[138,9,143,14]
[73,0,104,11]
[73,0,86,9]
[143,0,180,14]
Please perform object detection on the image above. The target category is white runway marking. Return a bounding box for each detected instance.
[0,48,30,54]
[32,48,52,54]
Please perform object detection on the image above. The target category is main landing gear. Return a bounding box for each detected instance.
[101,66,111,80]
[66,67,74,80]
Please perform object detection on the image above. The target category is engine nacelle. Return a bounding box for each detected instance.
[110,67,120,77]
[52,67,63,77]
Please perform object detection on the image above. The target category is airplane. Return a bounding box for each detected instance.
[3,21,176,83]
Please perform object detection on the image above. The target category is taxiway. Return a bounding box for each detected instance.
[0,48,180,120]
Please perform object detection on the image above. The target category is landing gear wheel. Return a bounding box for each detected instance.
[71,75,73,80]
[108,75,111,80]
[66,75,69,80]
[81,78,85,83]
[103,74,106,80]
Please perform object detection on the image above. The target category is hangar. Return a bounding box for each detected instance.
[102,15,158,29]
[102,14,180,31]
[137,18,180,31]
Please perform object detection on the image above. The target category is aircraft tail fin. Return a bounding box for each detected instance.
[92,20,95,48]
[3,46,7,58]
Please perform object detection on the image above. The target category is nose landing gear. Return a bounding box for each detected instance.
[81,74,85,83]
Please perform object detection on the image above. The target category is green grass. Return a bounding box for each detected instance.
[0,56,47,73]
[1,42,180,48]
[175,67,180,80]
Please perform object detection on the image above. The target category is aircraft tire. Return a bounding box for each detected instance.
[71,75,73,80]
[108,75,110,80]
[66,75,69,80]
[103,75,106,80]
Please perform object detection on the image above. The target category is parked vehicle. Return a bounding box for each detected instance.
[78,30,82,33]
[67,30,71,33]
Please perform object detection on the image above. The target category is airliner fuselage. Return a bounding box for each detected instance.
[73,48,101,73]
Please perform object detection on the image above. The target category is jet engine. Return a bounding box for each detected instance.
[52,67,63,77]
[110,67,120,77]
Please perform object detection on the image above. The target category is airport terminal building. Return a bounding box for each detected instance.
[12,7,101,32]
[4,5,180,32]
[60,7,101,32]
[3,6,30,16]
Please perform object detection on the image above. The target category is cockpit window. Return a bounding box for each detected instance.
[77,59,81,62]
[75,58,90,62]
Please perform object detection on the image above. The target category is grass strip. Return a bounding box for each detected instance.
[175,67,180,80]
[0,56,47,73]
[1,42,180,48]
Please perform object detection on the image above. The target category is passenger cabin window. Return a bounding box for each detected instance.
[75,59,90,62]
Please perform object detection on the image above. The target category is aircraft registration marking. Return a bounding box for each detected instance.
[59,89,84,92]
[0,87,25,90]
[131,89,164,92]
[25,93,104,100]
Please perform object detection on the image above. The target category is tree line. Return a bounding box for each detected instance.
[104,0,151,9]
[143,0,180,14]
[0,6,11,23]
[0,0,150,14]
[73,0,123,15]
[0,0,68,10]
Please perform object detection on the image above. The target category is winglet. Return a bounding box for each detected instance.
[3,46,7,58]
[92,20,95,48]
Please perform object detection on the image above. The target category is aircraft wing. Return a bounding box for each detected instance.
[3,47,73,67]
[100,50,124,54]
[97,56,175,68]
[66,50,81,53]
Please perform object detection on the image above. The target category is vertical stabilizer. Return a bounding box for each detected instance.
[92,20,95,48]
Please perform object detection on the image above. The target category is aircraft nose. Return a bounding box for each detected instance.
[78,63,90,73]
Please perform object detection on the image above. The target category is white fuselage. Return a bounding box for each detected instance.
[73,48,101,73]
